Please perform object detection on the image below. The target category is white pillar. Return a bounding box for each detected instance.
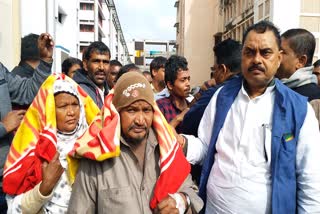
[94,0,99,41]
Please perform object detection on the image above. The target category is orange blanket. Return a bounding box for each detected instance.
[69,89,191,209]
[3,74,99,195]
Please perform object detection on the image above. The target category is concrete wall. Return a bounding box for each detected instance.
[55,0,79,58]
[20,0,80,72]
[20,0,46,36]
[182,0,217,87]
[270,0,300,33]
[79,9,94,21]
[0,0,20,70]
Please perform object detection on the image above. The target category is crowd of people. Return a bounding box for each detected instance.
[0,20,319,214]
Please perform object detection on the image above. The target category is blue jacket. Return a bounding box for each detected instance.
[199,77,308,214]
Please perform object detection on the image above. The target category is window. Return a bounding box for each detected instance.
[265,0,270,17]
[80,24,94,32]
[300,17,320,32]
[80,3,93,10]
[58,6,66,24]
[301,0,320,13]
[58,12,66,24]
[258,4,263,20]
[80,46,88,53]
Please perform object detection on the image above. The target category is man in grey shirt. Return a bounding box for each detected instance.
[68,72,203,214]
[0,33,54,213]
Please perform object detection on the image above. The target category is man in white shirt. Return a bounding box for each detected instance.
[183,21,320,213]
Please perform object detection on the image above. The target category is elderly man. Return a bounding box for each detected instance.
[68,72,203,213]
[183,21,320,213]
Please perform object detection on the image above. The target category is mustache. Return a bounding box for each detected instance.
[94,70,106,75]
[248,65,266,72]
[128,125,147,131]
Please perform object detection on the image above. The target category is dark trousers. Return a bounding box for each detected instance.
[0,188,7,214]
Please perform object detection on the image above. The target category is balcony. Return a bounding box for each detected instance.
[79,32,94,43]
[79,10,94,21]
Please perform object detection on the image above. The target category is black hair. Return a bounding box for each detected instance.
[165,55,188,85]
[214,38,242,73]
[83,41,110,61]
[242,20,281,49]
[314,59,320,68]
[150,56,167,77]
[116,63,140,81]
[143,70,151,75]
[21,33,40,61]
[281,28,316,66]
[110,59,123,67]
[61,57,83,75]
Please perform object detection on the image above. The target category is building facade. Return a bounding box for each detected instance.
[174,0,218,87]
[0,0,130,71]
[0,0,21,70]
[131,39,176,71]
[175,0,320,87]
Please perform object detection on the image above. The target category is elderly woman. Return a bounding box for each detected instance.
[2,74,99,213]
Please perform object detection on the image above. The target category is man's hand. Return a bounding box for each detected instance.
[1,110,26,133]
[39,152,64,196]
[155,195,179,214]
[38,33,54,63]
[169,108,190,128]
[200,79,216,91]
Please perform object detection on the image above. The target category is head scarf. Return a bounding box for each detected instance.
[69,72,191,209]
[3,74,99,195]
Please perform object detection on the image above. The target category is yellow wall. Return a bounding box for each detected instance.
[181,0,221,88]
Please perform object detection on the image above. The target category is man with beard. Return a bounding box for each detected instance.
[67,72,203,213]
[181,21,320,213]
[276,28,320,101]
[73,41,110,108]
[150,56,169,100]
[156,55,191,133]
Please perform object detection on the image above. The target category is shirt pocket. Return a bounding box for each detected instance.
[281,133,296,153]
[278,133,297,178]
[100,186,138,213]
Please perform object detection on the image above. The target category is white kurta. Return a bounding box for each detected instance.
[185,83,320,213]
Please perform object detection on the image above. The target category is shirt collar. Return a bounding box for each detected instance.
[241,79,276,100]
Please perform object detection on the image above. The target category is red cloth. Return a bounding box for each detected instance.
[3,129,57,195]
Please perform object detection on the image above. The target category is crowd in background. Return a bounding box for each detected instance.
[0,20,320,213]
